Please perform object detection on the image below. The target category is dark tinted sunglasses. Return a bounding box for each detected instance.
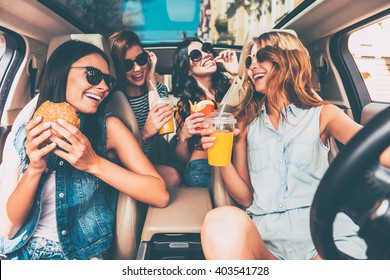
[72,66,116,90]
[189,42,215,62]
[245,46,276,69]
[124,52,148,72]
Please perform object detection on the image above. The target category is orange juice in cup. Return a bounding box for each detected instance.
[205,112,237,166]
[189,100,215,130]
[160,117,175,135]
[152,97,175,135]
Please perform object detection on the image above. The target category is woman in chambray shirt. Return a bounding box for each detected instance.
[0,41,169,260]
[199,31,368,260]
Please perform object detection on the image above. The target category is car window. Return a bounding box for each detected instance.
[41,0,306,46]
[348,16,390,103]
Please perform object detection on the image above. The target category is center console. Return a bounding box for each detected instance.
[136,188,212,260]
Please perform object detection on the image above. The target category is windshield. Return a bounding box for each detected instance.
[40,0,306,46]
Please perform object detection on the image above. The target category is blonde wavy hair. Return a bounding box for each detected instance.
[235,31,326,127]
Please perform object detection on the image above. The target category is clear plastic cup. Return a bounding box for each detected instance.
[205,112,237,166]
[152,97,175,135]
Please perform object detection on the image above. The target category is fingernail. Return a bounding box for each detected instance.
[44,122,51,128]
[35,116,42,121]
[44,130,51,136]
[57,118,64,124]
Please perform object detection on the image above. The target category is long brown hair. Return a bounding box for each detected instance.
[235,31,326,127]
[107,30,144,92]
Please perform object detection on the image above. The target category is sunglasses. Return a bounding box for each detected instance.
[245,46,277,69]
[72,66,116,90]
[189,42,215,62]
[124,52,148,72]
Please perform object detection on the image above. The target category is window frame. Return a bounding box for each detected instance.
[0,27,26,121]
[329,9,390,122]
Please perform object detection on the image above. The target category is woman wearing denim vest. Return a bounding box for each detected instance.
[199,31,371,260]
[0,41,169,260]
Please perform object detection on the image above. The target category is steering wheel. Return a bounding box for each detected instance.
[310,107,390,260]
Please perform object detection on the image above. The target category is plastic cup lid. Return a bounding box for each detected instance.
[205,112,237,125]
[152,97,172,107]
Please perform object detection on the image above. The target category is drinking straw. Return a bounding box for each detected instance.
[217,76,242,118]
[149,80,159,96]
[149,80,160,108]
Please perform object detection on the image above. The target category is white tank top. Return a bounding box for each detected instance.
[33,171,59,242]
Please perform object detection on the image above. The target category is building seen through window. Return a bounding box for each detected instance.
[349,17,390,103]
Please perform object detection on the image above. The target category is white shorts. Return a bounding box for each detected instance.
[251,207,367,260]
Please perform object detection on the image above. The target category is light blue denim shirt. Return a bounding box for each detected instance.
[0,113,118,259]
[246,104,329,215]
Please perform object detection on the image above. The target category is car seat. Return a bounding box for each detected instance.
[6,34,145,259]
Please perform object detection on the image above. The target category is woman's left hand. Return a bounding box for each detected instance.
[49,119,99,172]
[214,49,238,76]
[146,50,157,82]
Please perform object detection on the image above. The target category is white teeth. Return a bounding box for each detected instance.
[254,73,265,80]
[133,73,143,79]
[84,93,102,101]
[203,59,214,67]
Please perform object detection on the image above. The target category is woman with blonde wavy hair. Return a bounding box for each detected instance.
[199,31,368,260]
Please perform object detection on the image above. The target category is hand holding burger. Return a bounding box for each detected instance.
[33,101,80,137]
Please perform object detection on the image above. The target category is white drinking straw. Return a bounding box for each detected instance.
[149,80,160,109]
[218,76,242,118]
[149,80,159,94]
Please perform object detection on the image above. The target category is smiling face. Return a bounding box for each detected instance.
[124,44,148,88]
[247,44,274,94]
[66,53,110,114]
[187,41,217,79]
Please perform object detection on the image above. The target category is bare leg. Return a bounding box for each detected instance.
[154,164,181,189]
[201,206,277,260]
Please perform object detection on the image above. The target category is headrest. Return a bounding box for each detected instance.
[47,34,116,78]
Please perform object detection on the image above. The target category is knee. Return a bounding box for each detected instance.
[164,167,182,188]
[202,206,249,240]
[201,206,252,259]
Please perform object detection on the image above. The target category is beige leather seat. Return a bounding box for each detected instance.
[9,34,144,259]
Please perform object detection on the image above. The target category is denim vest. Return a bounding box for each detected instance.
[246,104,329,215]
[0,113,118,259]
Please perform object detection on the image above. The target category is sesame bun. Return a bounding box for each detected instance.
[33,101,80,136]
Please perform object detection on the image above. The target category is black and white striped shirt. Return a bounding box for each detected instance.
[127,82,168,157]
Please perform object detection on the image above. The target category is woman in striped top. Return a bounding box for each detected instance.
[108,30,181,188]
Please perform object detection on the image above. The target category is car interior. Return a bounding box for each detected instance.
[0,0,389,260]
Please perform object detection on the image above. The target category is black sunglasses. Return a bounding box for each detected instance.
[245,46,276,69]
[72,66,116,90]
[124,52,148,72]
[189,42,215,62]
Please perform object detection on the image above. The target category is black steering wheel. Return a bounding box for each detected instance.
[310,107,390,260]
